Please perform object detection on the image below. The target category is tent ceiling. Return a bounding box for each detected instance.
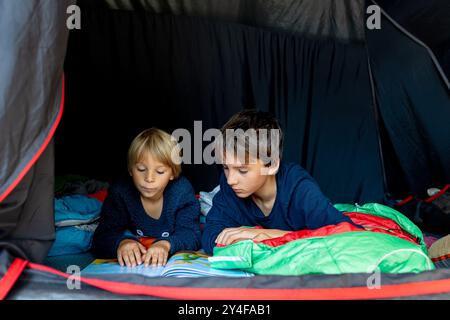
[376,0,450,79]
[101,0,366,42]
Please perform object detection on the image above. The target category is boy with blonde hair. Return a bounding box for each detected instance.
[93,128,201,267]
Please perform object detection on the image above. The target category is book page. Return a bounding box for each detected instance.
[161,251,254,277]
[82,252,254,277]
[81,258,165,277]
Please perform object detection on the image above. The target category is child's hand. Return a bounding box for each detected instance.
[215,227,288,246]
[117,239,147,267]
[215,227,262,246]
[143,240,171,267]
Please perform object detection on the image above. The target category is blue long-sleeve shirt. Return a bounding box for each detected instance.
[201,162,358,254]
[92,176,201,258]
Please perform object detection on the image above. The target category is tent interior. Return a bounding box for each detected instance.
[1,0,450,299]
[57,0,450,201]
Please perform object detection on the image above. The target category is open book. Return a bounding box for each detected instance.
[81,251,254,278]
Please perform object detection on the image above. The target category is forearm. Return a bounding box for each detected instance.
[215,227,291,247]
[260,228,291,239]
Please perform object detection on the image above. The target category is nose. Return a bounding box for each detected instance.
[226,171,238,186]
[144,171,155,183]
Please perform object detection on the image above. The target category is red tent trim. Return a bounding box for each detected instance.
[2,257,450,300]
[0,75,65,203]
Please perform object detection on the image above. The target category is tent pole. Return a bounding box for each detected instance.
[364,2,389,201]
[372,0,450,90]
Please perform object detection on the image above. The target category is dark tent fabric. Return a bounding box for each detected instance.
[59,2,385,203]
[57,0,450,203]
[376,0,450,80]
[0,0,74,263]
[0,140,55,263]
[0,0,71,202]
[367,8,450,197]
[103,0,367,42]
[1,0,450,300]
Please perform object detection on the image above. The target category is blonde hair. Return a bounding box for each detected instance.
[127,128,182,178]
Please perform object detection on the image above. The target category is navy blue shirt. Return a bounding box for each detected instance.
[201,162,357,254]
[92,176,201,258]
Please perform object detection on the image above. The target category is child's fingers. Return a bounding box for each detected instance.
[216,228,235,245]
[151,252,159,267]
[123,253,131,267]
[128,251,137,267]
[215,229,228,244]
[162,254,168,266]
[229,229,258,244]
[253,233,270,242]
[157,251,165,267]
[152,253,158,267]
[222,231,237,245]
[147,251,153,266]
[117,251,124,267]
[138,243,147,255]
[230,237,247,245]
[221,228,243,245]
[133,247,142,265]
[144,251,152,267]
[230,230,252,244]
[152,250,164,267]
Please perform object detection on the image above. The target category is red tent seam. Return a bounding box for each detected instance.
[0,74,65,203]
[0,258,28,300]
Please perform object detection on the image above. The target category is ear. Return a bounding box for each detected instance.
[169,175,174,180]
[266,159,280,175]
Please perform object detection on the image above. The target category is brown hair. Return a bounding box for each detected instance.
[219,109,283,164]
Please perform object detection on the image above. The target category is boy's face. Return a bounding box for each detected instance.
[130,152,174,201]
[222,152,278,198]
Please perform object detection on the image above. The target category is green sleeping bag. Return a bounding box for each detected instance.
[209,204,434,275]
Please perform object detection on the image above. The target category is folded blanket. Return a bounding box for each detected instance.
[47,223,98,257]
[48,194,103,257]
[199,185,220,216]
[54,194,102,227]
[428,234,450,268]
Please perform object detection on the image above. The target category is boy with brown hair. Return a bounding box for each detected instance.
[202,110,359,254]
